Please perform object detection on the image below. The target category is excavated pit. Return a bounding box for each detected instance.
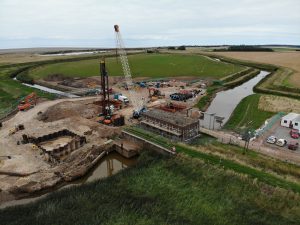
[23,129,86,162]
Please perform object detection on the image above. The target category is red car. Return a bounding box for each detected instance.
[290,129,300,139]
[288,141,299,150]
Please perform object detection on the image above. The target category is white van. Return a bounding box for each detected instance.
[275,139,287,147]
[118,95,129,104]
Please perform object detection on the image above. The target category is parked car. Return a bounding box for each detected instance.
[275,139,287,147]
[290,129,299,139]
[266,136,277,144]
[288,141,299,150]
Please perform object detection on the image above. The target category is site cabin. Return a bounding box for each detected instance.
[292,116,300,130]
[281,113,300,130]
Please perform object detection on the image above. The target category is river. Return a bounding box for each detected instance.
[201,70,270,129]
[0,152,137,209]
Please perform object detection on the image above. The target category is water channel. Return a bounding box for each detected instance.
[13,77,79,98]
[0,152,137,209]
[201,70,270,129]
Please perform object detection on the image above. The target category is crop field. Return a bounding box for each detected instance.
[0,53,63,65]
[224,94,275,131]
[28,53,245,80]
[207,51,300,88]
[259,95,300,113]
[0,50,117,65]
[1,150,300,225]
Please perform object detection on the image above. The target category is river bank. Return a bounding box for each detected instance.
[200,71,270,129]
[1,150,299,225]
[0,151,137,209]
[0,96,139,208]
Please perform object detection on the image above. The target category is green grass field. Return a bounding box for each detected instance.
[1,151,299,225]
[0,66,55,118]
[224,94,275,131]
[28,53,245,79]
[125,127,300,191]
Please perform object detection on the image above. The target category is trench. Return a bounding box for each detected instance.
[0,152,137,209]
[201,70,270,130]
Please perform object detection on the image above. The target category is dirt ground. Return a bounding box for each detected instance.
[0,96,122,204]
[205,51,300,87]
[0,71,206,205]
[258,95,300,113]
[41,100,101,122]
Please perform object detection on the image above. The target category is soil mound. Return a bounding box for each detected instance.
[44,74,69,82]
[41,101,101,122]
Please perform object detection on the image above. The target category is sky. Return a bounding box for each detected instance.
[0,0,299,49]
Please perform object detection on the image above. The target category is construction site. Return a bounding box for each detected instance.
[0,25,205,203]
[2,0,300,223]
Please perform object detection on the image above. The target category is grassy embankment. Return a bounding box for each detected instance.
[0,65,55,118]
[224,94,275,131]
[196,52,300,130]
[125,127,300,189]
[204,52,300,100]
[196,68,260,111]
[27,53,245,79]
[0,53,124,117]
[1,129,300,225]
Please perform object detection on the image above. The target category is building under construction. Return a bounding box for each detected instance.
[141,109,200,141]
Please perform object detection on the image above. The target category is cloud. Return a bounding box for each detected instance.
[0,0,299,48]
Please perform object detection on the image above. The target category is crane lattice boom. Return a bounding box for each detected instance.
[114,25,144,112]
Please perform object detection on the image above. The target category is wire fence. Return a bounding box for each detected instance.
[255,112,285,137]
[0,100,20,121]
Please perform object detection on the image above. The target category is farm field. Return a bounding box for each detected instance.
[258,95,300,113]
[0,53,66,65]
[0,49,118,65]
[206,51,300,88]
[224,94,275,131]
[1,150,300,225]
[28,53,245,80]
